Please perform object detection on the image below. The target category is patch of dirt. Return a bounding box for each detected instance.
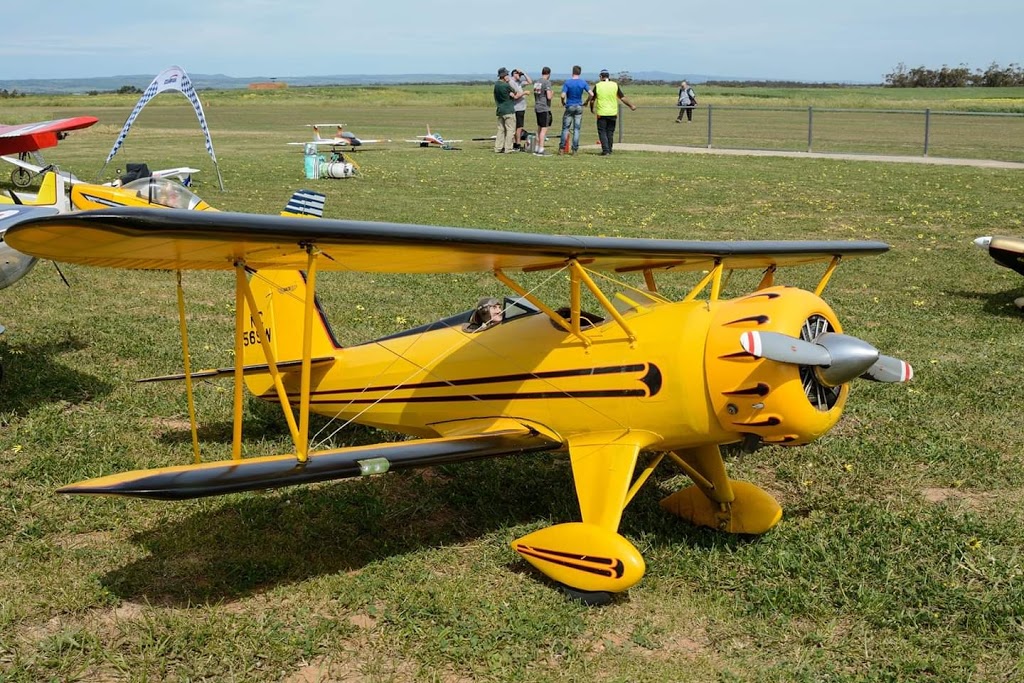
[921,487,994,510]
[146,416,194,435]
[52,530,116,550]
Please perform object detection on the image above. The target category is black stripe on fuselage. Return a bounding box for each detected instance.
[307,363,650,396]
[304,388,649,405]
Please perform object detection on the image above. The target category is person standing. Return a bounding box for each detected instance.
[510,69,532,151]
[493,67,521,153]
[559,65,594,155]
[533,66,553,156]
[590,69,636,156]
[675,80,697,122]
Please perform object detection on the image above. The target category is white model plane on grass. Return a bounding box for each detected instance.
[287,124,389,149]
[405,126,462,150]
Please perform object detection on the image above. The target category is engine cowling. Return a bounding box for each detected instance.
[704,286,848,446]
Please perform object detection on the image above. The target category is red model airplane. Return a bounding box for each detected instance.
[0,116,98,185]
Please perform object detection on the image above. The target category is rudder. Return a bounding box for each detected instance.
[242,269,341,386]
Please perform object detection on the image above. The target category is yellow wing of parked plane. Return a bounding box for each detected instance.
[4,207,910,601]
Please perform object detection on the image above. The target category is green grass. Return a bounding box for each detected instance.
[1,87,1023,681]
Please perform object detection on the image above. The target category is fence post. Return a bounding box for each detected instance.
[807,106,814,152]
[923,108,930,156]
[618,102,624,143]
[706,104,713,148]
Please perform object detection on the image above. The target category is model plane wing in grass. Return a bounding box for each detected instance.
[5,207,912,600]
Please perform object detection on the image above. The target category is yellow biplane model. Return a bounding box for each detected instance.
[0,170,213,213]
[5,207,912,601]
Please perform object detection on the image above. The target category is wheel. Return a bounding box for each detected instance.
[11,167,32,188]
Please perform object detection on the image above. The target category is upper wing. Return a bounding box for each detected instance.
[4,206,889,274]
[0,116,98,156]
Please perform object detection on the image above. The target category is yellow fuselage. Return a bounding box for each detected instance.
[247,285,847,452]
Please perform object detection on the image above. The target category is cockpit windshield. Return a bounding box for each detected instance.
[123,177,203,210]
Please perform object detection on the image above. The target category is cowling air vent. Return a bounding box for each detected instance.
[800,315,841,411]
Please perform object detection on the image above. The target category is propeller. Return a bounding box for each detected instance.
[740,330,912,385]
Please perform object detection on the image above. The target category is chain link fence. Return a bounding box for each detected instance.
[614,105,1024,163]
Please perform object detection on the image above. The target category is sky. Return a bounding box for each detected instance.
[1,0,1021,83]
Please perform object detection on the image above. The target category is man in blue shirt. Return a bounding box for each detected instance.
[559,65,594,155]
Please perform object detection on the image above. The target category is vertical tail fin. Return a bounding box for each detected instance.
[32,172,61,207]
[242,269,342,396]
[280,189,325,218]
[242,189,337,395]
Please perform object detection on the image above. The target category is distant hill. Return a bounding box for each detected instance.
[0,71,741,94]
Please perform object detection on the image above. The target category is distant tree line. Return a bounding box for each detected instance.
[0,89,27,98]
[702,80,852,88]
[885,62,1024,87]
[86,85,144,96]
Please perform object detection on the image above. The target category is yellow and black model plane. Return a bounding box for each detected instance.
[4,207,912,601]
[974,235,1024,309]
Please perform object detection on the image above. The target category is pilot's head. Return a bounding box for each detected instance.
[475,297,502,324]
[476,296,500,311]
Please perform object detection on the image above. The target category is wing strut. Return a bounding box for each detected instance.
[297,246,320,462]
[232,265,247,459]
[235,262,303,455]
[683,260,724,302]
[569,261,636,343]
[814,256,840,295]
[175,271,202,464]
[493,268,588,345]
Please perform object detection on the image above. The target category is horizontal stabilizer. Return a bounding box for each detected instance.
[137,356,336,383]
[58,428,559,500]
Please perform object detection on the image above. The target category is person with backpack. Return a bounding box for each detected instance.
[676,80,697,122]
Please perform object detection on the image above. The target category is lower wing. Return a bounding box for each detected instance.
[58,426,560,500]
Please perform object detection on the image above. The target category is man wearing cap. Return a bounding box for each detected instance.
[559,65,594,155]
[590,69,637,156]
[494,67,524,153]
[510,69,532,151]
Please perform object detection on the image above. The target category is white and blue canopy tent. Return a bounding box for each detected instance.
[100,66,224,191]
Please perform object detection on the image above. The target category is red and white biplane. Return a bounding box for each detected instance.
[0,116,98,187]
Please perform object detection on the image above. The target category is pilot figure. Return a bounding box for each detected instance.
[465,297,503,332]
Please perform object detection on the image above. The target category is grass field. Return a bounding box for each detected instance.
[1,86,1023,682]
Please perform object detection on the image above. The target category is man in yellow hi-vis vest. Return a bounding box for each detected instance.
[590,69,637,156]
